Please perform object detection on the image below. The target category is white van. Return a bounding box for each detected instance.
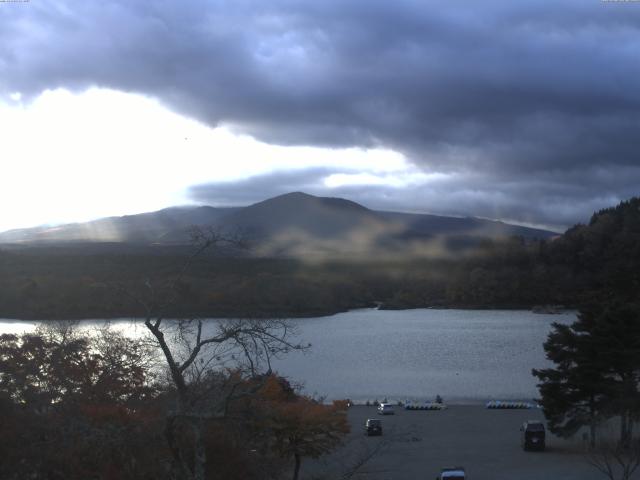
[437,467,465,480]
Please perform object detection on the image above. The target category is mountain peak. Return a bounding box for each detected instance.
[251,191,371,213]
[221,191,375,239]
[274,191,314,200]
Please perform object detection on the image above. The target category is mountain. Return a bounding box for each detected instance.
[0,196,635,320]
[376,210,554,240]
[0,206,239,244]
[0,192,555,252]
[210,192,379,237]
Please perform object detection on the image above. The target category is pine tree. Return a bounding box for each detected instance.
[533,301,640,446]
[533,319,608,446]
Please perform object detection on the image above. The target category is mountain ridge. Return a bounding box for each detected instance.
[0,192,556,249]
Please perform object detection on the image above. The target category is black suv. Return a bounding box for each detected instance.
[365,418,382,436]
[520,420,546,451]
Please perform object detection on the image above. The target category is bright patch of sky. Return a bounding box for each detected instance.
[0,88,425,233]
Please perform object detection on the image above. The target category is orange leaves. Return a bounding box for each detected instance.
[250,375,350,461]
[0,329,167,480]
[0,329,158,412]
[259,374,296,402]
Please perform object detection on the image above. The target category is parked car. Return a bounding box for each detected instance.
[378,403,395,415]
[436,467,466,479]
[364,418,382,436]
[520,420,546,451]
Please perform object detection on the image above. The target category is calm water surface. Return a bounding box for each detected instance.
[0,309,575,402]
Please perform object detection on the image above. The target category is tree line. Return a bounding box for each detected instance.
[2,198,639,319]
[0,323,349,480]
[0,233,622,320]
[532,198,640,479]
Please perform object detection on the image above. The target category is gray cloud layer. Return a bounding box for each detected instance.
[2,0,639,227]
[189,167,635,232]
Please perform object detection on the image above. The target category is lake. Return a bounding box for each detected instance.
[0,308,575,403]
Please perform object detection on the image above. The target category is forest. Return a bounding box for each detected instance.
[0,323,350,480]
[1,197,638,320]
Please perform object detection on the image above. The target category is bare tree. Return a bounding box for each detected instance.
[586,438,640,480]
[121,227,307,480]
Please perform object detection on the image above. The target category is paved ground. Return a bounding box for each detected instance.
[304,405,609,480]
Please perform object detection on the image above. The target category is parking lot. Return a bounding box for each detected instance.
[305,404,607,480]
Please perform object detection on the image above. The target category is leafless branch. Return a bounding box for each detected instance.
[113,227,307,480]
[586,438,640,480]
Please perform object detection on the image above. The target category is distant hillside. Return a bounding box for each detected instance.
[435,196,640,310]
[217,192,378,238]
[0,196,636,320]
[0,192,555,254]
[377,211,554,241]
[543,196,640,301]
[0,206,239,244]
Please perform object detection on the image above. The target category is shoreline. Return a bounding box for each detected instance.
[0,305,576,322]
[344,399,541,407]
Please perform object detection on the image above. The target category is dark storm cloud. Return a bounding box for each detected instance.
[2,0,639,226]
[190,165,640,232]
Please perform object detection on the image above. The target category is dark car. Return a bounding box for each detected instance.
[520,420,546,451]
[436,467,465,479]
[365,418,382,436]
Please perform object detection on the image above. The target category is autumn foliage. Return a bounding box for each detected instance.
[0,327,165,479]
[253,376,350,480]
[0,328,349,480]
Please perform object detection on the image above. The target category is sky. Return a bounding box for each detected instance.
[1,0,639,233]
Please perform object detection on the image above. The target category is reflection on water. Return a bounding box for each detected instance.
[271,309,575,402]
[0,309,575,402]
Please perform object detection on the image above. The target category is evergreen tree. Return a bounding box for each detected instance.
[583,303,640,446]
[533,301,640,446]
[533,318,609,446]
